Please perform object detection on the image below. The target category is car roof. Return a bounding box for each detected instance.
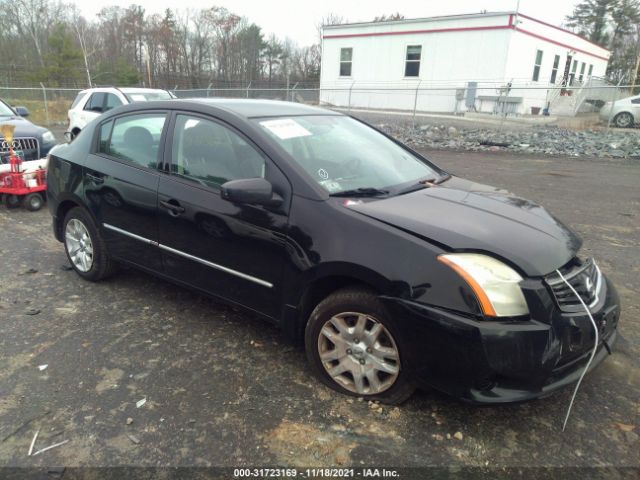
[181,98,338,118]
[77,87,169,94]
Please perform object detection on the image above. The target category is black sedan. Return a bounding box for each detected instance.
[46,99,620,404]
[0,99,57,163]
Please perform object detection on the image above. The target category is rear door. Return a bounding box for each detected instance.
[157,112,291,318]
[84,111,169,271]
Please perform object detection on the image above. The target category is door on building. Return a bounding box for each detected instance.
[561,55,573,94]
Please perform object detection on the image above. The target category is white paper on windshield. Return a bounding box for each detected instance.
[260,119,312,140]
[130,94,146,101]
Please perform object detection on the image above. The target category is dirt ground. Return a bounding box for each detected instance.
[0,148,638,475]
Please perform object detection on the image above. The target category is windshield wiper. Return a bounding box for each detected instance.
[395,174,452,196]
[330,187,390,197]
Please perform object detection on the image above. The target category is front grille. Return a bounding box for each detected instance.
[0,137,40,162]
[546,258,602,313]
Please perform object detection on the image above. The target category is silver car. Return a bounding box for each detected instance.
[599,94,640,128]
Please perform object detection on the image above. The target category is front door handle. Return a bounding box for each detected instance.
[85,172,104,184]
[159,199,186,217]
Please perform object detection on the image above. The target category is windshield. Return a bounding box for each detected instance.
[0,101,15,116]
[124,91,173,102]
[255,115,439,195]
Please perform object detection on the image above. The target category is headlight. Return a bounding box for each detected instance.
[42,130,56,144]
[438,253,529,317]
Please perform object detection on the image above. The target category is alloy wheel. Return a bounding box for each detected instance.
[65,218,94,272]
[317,312,400,395]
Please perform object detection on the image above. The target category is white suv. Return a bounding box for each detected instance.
[66,87,174,140]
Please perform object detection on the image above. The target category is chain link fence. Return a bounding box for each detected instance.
[2,81,639,155]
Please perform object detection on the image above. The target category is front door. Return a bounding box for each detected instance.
[84,111,169,271]
[157,113,290,318]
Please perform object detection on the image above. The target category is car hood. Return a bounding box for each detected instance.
[348,176,582,276]
[0,116,47,137]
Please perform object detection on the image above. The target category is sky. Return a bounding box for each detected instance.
[80,0,579,47]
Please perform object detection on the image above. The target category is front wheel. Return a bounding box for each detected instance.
[613,112,634,128]
[305,287,414,404]
[63,207,116,281]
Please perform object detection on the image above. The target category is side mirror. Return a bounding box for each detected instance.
[14,106,30,117]
[221,178,282,206]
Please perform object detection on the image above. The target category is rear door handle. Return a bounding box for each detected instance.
[159,199,186,216]
[85,172,104,184]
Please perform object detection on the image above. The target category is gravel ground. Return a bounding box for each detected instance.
[349,111,640,159]
[0,149,638,475]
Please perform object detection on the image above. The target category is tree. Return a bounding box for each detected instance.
[566,0,613,46]
[263,34,283,84]
[373,12,405,22]
[32,23,84,86]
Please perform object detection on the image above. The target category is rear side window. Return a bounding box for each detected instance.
[98,113,167,169]
[84,93,106,112]
[104,93,123,112]
[71,93,87,109]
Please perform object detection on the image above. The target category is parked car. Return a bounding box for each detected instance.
[599,94,640,127]
[0,98,57,164]
[66,87,175,140]
[47,99,620,404]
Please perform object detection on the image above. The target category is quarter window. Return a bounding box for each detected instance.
[550,55,560,84]
[85,93,106,112]
[98,113,167,169]
[532,50,543,81]
[339,48,353,77]
[404,45,422,77]
[171,115,265,189]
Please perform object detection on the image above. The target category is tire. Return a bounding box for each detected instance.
[305,287,414,404]
[4,194,22,209]
[63,207,117,281]
[614,112,634,128]
[24,192,44,211]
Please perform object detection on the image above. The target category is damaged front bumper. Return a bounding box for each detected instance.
[382,274,620,404]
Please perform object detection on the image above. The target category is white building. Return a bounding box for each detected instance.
[319,12,610,115]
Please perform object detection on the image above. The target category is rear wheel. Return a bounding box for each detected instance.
[613,112,634,128]
[4,194,22,209]
[63,207,116,281]
[305,287,414,404]
[24,192,44,211]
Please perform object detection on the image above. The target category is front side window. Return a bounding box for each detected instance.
[171,115,265,189]
[550,55,561,84]
[405,45,422,77]
[98,113,167,169]
[339,48,353,77]
[532,50,543,81]
[256,115,438,195]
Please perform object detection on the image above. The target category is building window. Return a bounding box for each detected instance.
[588,64,594,77]
[532,50,543,81]
[550,55,561,84]
[579,62,586,81]
[404,45,422,77]
[339,48,353,77]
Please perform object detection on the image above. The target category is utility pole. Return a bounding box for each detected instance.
[632,55,640,93]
